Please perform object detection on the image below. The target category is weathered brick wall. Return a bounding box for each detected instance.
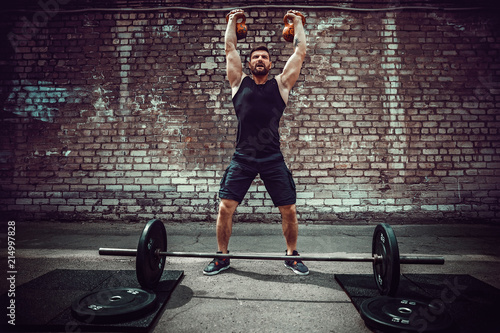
[1,1,499,223]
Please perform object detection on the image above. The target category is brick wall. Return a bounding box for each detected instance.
[1,1,499,223]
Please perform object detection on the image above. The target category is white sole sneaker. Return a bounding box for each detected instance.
[284,262,310,275]
[203,264,230,276]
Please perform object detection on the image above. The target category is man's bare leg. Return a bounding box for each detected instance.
[279,204,298,255]
[216,199,239,253]
[280,203,309,275]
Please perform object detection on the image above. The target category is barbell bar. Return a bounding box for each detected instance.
[98,248,444,265]
[98,219,445,296]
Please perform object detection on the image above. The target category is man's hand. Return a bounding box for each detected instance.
[284,10,306,51]
[226,9,245,24]
[225,9,245,44]
[282,10,306,44]
[226,9,247,40]
[285,10,306,27]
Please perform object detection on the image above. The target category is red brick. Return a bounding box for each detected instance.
[0,6,498,223]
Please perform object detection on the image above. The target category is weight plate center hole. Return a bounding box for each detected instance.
[398,307,412,315]
[110,295,122,302]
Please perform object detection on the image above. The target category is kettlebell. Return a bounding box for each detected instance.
[282,11,306,43]
[226,11,247,40]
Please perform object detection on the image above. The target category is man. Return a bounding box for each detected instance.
[203,10,308,275]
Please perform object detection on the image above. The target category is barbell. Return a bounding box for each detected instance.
[98,220,444,296]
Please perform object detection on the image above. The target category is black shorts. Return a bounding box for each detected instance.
[219,152,296,207]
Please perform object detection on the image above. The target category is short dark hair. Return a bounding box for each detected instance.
[248,45,271,62]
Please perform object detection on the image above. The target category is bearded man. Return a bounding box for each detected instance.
[203,10,308,276]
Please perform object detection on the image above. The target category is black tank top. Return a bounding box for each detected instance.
[232,76,287,160]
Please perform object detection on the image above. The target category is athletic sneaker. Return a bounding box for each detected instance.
[284,250,309,275]
[203,252,230,275]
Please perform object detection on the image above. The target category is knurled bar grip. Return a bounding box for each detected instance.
[98,248,445,265]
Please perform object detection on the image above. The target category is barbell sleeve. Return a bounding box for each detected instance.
[399,255,445,265]
[99,248,137,256]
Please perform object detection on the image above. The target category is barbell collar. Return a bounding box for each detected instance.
[98,248,444,265]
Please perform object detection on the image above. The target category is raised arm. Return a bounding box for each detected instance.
[277,11,307,104]
[225,10,246,96]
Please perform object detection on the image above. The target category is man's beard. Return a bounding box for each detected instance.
[251,63,269,76]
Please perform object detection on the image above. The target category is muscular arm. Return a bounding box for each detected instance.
[277,13,307,104]
[225,12,246,96]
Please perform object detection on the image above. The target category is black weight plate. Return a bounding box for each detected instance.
[360,296,453,333]
[71,287,157,324]
[372,223,400,296]
[136,219,167,290]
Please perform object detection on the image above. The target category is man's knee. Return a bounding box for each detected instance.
[219,199,239,217]
[279,204,297,220]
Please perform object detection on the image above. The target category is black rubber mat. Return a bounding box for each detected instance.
[1,269,183,332]
[335,274,500,333]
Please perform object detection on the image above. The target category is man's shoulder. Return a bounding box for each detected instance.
[231,74,249,98]
[273,74,289,106]
[273,74,283,87]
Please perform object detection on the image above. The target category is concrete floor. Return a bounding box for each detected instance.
[1,221,500,332]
